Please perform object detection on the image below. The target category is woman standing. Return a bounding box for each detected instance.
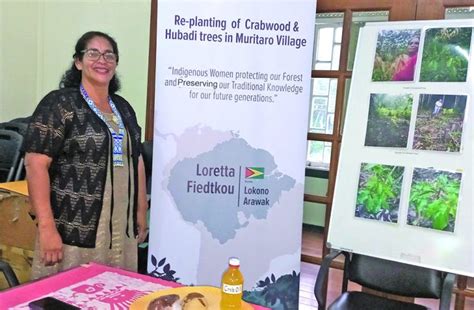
[391,36,420,81]
[24,31,148,279]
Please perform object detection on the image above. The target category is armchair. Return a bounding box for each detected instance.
[314,251,455,310]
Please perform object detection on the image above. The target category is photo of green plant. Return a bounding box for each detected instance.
[365,93,413,147]
[372,29,421,81]
[408,168,461,232]
[420,27,472,82]
[355,163,404,223]
[413,94,467,152]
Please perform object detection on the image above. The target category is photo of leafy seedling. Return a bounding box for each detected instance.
[408,168,461,232]
[420,27,472,82]
[372,29,421,81]
[365,93,413,147]
[355,163,404,223]
[413,94,467,152]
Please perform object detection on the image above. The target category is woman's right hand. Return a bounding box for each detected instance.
[38,221,63,266]
[25,153,63,266]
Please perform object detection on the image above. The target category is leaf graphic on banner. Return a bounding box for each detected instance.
[244,271,300,309]
[158,257,166,267]
[148,256,180,282]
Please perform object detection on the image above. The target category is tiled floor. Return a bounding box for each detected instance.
[298,262,318,309]
[299,261,362,309]
[299,226,474,309]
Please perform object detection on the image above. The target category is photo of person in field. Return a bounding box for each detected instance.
[372,29,421,82]
[412,94,467,152]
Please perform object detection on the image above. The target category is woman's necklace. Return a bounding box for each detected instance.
[80,84,125,167]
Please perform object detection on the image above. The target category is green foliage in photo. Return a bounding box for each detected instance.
[365,94,413,147]
[420,27,472,82]
[355,163,404,223]
[408,169,461,232]
[413,94,467,152]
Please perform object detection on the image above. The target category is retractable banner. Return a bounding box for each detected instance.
[148,0,316,308]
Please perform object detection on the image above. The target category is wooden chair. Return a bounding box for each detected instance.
[314,250,456,310]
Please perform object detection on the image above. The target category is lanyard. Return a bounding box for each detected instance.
[80,84,125,166]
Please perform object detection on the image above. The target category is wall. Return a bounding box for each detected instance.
[303,175,327,226]
[0,0,151,135]
[0,1,40,121]
[0,0,327,227]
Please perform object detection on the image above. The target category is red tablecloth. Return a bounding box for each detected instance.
[0,262,268,309]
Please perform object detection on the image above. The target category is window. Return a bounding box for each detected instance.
[306,11,388,171]
[445,6,474,19]
[313,13,343,70]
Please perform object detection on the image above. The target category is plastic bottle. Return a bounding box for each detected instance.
[220,257,244,309]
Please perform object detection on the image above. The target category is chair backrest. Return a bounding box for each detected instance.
[0,129,23,182]
[0,121,29,136]
[0,122,28,181]
[347,253,443,298]
[315,251,455,310]
[8,116,31,125]
[142,140,153,195]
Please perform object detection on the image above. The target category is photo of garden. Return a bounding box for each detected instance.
[412,94,467,152]
[355,163,404,223]
[407,168,461,232]
[365,93,413,147]
[420,27,472,82]
[372,29,421,81]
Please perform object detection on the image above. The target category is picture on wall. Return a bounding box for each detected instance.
[365,93,413,148]
[355,163,404,223]
[413,94,467,152]
[372,29,421,81]
[420,27,472,82]
[407,168,462,232]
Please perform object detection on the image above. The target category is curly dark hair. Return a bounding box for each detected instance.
[59,31,121,93]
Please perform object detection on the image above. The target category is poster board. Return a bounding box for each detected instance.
[328,19,473,276]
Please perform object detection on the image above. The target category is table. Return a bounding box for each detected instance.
[0,181,35,289]
[0,180,29,197]
[0,262,268,309]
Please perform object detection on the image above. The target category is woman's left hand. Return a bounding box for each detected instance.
[136,155,149,243]
[137,211,148,243]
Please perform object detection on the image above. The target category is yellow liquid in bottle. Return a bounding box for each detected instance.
[220,263,244,309]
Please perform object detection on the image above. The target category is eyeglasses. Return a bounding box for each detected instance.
[81,48,117,63]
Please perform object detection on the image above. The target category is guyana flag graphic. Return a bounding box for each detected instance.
[245,167,264,179]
